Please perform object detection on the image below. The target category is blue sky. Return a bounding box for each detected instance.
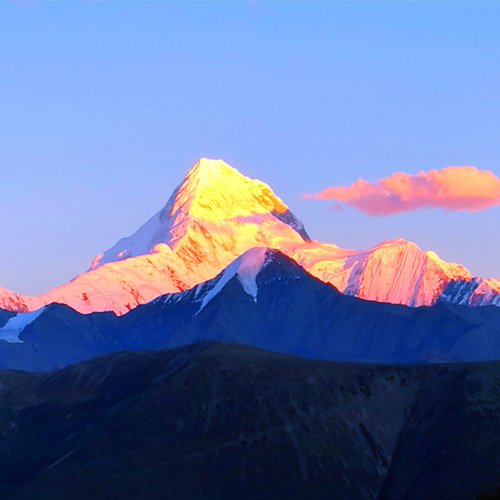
[1,2,499,294]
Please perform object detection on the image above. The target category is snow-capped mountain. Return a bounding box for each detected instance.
[90,158,309,271]
[283,238,476,307]
[0,157,499,314]
[0,159,309,314]
[0,286,41,313]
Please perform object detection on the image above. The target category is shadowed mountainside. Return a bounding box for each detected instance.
[3,250,500,372]
[1,341,500,499]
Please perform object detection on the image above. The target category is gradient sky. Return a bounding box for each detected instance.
[1,2,499,295]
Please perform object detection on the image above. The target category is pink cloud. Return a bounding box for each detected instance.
[304,166,500,216]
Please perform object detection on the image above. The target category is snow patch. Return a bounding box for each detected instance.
[234,247,268,299]
[197,248,269,313]
[0,307,46,343]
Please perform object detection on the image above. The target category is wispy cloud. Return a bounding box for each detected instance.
[304,166,500,216]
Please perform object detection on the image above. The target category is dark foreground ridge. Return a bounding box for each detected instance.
[1,341,500,499]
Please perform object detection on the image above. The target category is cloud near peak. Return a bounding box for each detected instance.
[304,166,500,216]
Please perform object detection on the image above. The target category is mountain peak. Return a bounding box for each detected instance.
[89,158,309,280]
[167,157,290,222]
[196,247,270,311]
[187,157,239,181]
[180,158,240,196]
[195,247,306,312]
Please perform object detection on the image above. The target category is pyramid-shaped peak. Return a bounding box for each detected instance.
[187,158,239,179]
[169,158,290,221]
[196,247,306,310]
[89,158,310,271]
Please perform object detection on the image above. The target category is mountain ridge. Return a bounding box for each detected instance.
[1,341,500,500]
[3,248,500,372]
[0,158,499,314]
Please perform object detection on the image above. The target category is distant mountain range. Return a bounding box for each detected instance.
[1,158,499,315]
[3,248,500,372]
[2,159,500,499]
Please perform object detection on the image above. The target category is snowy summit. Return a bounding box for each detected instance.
[0,157,499,314]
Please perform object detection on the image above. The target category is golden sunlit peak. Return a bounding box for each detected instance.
[170,157,291,220]
[188,158,238,179]
[86,156,309,281]
[179,158,252,201]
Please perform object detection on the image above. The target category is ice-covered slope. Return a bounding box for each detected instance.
[470,279,500,306]
[0,307,46,343]
[282,238,477,306]
[0,286,41,313]
[0,157,499,314]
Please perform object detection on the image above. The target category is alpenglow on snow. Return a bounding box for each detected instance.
[0,158,499,314]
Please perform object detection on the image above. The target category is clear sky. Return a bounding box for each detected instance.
[1,2,499,295]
